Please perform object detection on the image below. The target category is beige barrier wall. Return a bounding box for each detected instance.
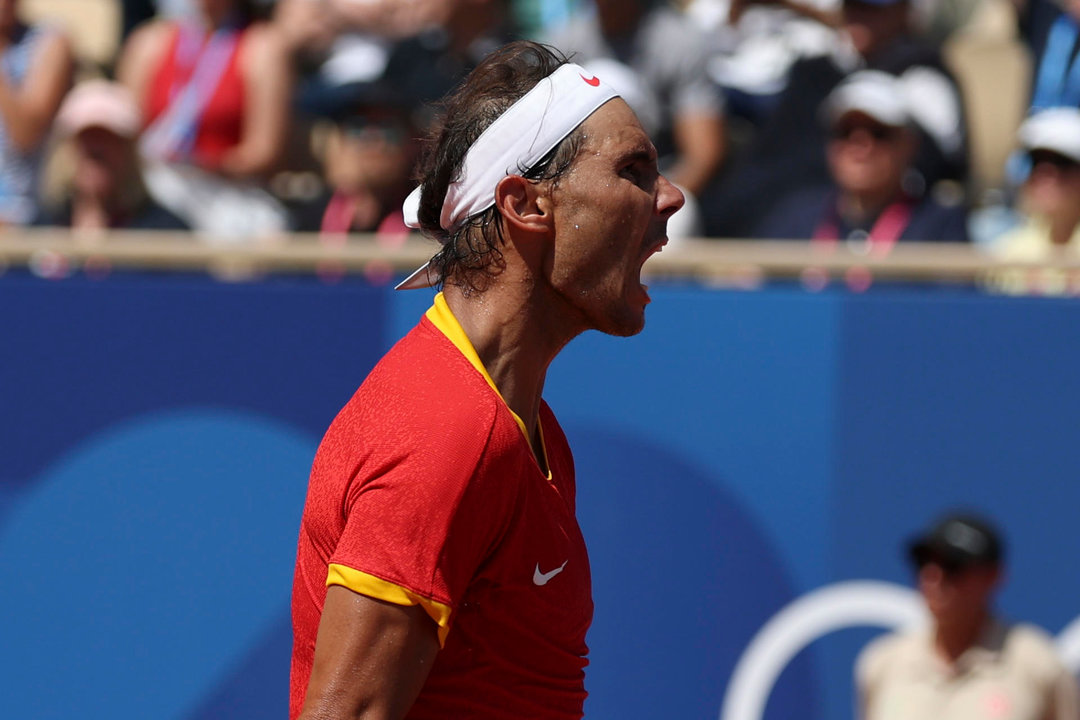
[3,229,1079,287]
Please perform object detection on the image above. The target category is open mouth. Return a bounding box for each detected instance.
[638,237,669,295]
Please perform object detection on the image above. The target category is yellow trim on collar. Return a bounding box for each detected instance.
[425,293,549,474]
[327,563,452,647]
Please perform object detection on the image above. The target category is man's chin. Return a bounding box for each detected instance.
[598,308,646,338]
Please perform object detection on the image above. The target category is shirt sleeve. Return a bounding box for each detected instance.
[327,390,516,642]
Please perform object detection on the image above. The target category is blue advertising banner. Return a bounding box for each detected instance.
[3,271,1078,719]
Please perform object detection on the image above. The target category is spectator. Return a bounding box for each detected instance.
[35,80,188,231]
[292,88,419,242]
[857,512,1079,720]
[984,107,1080,294]
[0,0,74,226]
[374,0,517,124]
[273,0,457,120]
[753,70,968,245]
[687,0,841,122]
[1013,0,1080,113]
[705,0,968,238]
[117,0,293,237]
[545,0,727,238]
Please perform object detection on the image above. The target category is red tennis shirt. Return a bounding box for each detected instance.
[290,293,592,719]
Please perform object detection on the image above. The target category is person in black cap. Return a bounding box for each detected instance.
[855,511,1079,720]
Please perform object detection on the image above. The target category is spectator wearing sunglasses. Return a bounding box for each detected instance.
[752,70,968,247]
[291,87,419,244]
[856,512,1079,720]
[985,107,1080,294]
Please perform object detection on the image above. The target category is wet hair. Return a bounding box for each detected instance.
[413,41,586,292]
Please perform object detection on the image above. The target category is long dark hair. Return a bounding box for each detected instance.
[414,40,586,292]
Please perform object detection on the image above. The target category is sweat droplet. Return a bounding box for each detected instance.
[574,224,580,230]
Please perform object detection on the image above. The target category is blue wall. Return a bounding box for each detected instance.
[2,271,1078,719]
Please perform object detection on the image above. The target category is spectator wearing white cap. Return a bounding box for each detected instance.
[751,70,968,246]
[984,106,1080,294]
[35,80,188,231]
[704,0,968,239]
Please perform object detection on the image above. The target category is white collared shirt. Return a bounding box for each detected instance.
[857,618,1080,720]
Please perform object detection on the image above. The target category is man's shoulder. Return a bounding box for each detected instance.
[751,184,831,240]
[357,317,500,427]
[856,629,923,684]
[1002,622,1069,674]
[859,628,919,659]
[905,196,969,243]
[312,318,502,489]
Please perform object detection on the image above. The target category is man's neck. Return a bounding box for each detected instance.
[442,282,577,446]
[934,607,990,664]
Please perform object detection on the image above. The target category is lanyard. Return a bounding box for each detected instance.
[813,196,914,253]
[141,23,240,162]
[1032,13,1080,110]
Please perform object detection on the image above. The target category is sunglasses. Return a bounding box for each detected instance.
[1029,150,1080,172]
[831,122,900,143]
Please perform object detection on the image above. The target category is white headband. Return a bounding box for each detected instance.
[397,63,619,290]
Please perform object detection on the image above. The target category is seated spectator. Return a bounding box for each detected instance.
[291,89,419,244]
[545,0,726,239]
[704,0,968,238]
[984,107,1080,295]
[857,512,1079,720]
[117,0,293,237]
[34,80,189,231]
[0,0,74,226]
[753,70,968,246]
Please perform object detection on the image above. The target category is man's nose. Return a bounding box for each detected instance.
[656,175,685,219]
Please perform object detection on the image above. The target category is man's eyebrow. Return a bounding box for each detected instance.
[618,145,658,165]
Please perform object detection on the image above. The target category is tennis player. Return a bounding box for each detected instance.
[290,40,684,720]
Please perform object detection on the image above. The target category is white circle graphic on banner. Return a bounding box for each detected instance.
[720,581,927,720]
[721,580,1080,720]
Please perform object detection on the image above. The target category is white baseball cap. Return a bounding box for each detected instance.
[1018,107,1080,163]
[822,70,910,129]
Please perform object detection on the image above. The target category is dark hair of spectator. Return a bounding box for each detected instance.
[414,40,586,292]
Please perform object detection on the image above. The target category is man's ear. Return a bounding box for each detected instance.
[495,175,552,234]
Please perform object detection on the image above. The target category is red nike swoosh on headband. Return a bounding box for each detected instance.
[580,73,600,87]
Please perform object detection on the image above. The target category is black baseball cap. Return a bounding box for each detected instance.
[907,513,1004,570]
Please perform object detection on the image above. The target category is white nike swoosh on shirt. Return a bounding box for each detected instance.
[533,560,568,586]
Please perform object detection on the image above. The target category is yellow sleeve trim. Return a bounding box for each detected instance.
[425,292,551,477]
[327,563,452,647]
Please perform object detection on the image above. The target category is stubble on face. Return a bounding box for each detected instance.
[543,100,674,339]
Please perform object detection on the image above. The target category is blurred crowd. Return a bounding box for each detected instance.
[4,0,1080,279]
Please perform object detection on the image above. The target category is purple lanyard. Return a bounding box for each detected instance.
[141,23,240,161]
